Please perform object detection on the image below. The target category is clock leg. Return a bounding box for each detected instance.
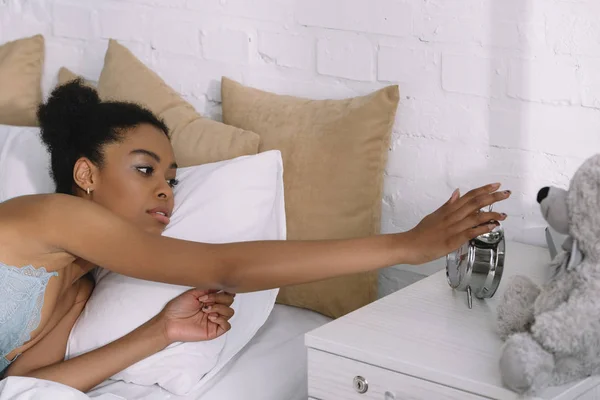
[467,285,472,309]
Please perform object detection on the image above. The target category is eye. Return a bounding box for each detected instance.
[168,178,179,188]
[136,166,154,176]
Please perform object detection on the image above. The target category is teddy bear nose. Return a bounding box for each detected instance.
[537,186,550,204]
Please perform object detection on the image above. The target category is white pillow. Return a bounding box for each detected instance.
[66,150,284,394]
[0,125,54,202]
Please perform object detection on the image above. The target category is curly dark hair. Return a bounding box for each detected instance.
[37,79,169,195]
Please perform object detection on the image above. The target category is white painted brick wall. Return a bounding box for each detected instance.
[258,31,314,69]
[52,3,95,40]
[297,0,413,37]
[201,29,253,64]
[2,0,599,293]
[151,20,201,56]
[97,4,150,43]
[442,53,504,98]
[317,34,374,81]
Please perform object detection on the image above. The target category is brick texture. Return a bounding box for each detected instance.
[3,0,598,280]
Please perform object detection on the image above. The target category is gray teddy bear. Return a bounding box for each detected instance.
[495,153,600,395]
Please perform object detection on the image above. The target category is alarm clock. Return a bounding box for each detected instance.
[446,207,506,309]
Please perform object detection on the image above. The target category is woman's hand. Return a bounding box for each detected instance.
[401,182,510,265]
[5,288,235,393]
[158,288,235,344]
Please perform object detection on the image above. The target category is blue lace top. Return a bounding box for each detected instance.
[0,263,58,376]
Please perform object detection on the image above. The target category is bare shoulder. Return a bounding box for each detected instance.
[0,193,121,256]
[0,194,82,263]
[1,194,170,276]
[0,193,113,235]
[0,194,67,239]
[0,193,224,288]
[0,193,81,220]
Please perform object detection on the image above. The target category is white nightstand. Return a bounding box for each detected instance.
[305,241,600,400]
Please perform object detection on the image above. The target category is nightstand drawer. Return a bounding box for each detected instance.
[307,349,487,400]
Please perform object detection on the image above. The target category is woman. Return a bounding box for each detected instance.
[0,80,509,391]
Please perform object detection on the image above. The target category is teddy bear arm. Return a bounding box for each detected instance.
[531,295,594,357]
[496,275,540,340]
[533,271,575,315]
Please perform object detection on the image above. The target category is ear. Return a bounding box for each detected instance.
[538,186,569,235]
[73,157,99,194]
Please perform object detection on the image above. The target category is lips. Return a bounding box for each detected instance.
[147,207,171,225]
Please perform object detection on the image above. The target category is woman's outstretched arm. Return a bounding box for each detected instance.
[22,183,509,293]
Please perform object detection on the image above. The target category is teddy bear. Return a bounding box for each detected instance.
[494,153,600,395]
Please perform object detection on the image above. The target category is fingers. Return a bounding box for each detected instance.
[208,315,232,334]
[448,188,460,204]
[462,222,501,243]
[185,288,217,299]
[448,190,511,225]
[441,188,460,208]
[202,304,235,320]
[450,211,506,235]
[199,291,235,306]
[448,183,502,212]
[443,222,500,255]
[186,287,232,298]
[431,188,460,215]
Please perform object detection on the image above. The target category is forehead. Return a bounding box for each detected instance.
[109,124,174,161]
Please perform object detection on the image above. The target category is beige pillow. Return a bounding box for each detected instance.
[0,35,44,126]
[57,66,80,86]
[59,40,259,167]
[221,77,399,318]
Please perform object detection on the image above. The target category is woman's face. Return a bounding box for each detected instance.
[81,123,178,235]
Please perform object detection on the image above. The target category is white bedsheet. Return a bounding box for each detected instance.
[88,304,331,400]
[0,305,331,400]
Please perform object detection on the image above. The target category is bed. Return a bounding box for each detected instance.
[0,124,334,399]
[0,33,386,400]
[0,305,331,400]
[88,305,331,400]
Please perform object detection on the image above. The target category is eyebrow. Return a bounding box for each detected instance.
[130,149,178,169]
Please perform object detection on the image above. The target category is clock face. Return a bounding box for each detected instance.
[446,242,468,288]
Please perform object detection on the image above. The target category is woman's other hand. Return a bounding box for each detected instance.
[402,182,510,265]
[159,288,235,343]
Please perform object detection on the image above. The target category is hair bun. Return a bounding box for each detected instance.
[38,78,101,154]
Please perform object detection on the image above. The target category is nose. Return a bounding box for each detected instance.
[156,181,173,200]
[537,186,550,204]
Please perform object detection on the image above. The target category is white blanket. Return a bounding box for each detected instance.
[0,305,332,400]
[0,377,116,400]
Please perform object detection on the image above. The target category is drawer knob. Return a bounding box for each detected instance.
[353,375,369,394]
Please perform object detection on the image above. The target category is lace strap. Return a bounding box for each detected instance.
[0,263,58,279]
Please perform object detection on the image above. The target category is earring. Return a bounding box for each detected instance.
[86,188,91,195]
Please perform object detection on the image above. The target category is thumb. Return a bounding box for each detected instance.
[185,288,214,299]
[439,188,459,210]
[449,188,460,203]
